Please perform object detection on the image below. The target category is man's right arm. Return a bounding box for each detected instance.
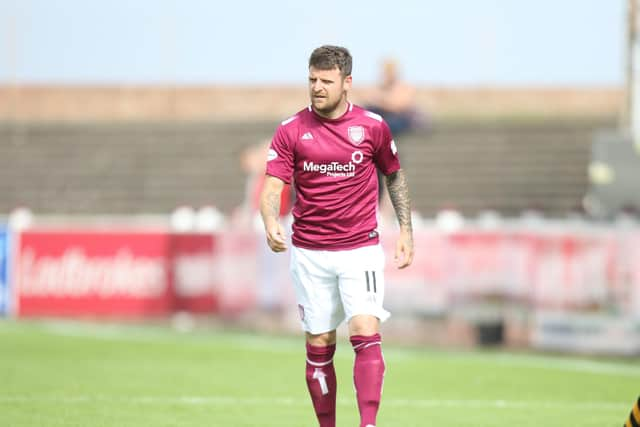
[260,175,288,252]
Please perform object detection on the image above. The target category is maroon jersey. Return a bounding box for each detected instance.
[266,103,401,250]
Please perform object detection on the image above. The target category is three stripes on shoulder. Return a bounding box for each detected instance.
[625,397,640,427]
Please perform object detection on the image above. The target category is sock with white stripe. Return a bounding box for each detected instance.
[351,333,385,427]
[305,343,337,427]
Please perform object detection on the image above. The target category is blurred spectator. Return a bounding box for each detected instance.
[365,58,426,137]
[235,139,294,312]
[235,139,294,226]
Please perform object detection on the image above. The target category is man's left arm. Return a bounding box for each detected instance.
[385,169,414,269]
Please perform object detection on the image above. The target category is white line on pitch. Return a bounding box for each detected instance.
[0,396,628,410]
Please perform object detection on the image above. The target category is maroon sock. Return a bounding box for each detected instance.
[350,333,385,427]
[305,343,337,427]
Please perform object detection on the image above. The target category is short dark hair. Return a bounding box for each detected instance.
[308,45,352,77]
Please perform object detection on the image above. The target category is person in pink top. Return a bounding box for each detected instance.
[260,45,414,427]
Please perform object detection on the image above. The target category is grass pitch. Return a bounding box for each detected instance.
[0,319,637,426]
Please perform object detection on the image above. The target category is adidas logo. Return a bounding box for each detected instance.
[301,132,314,140]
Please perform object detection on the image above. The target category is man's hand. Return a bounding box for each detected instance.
[265,220,288,252]
[394,227,414,269]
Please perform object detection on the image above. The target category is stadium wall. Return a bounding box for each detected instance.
[0,85,621,121]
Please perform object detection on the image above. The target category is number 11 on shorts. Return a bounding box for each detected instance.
[365,271,377,293]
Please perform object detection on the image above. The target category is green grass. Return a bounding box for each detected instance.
[0,319,637,427]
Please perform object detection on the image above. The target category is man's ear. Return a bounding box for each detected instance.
[344,75,353,89]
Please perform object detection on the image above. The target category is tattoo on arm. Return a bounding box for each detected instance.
[385,169,413,231]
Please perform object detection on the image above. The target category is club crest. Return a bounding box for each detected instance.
[348,126,365,144]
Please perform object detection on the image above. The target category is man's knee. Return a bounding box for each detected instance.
[348,314,380,337]
[306,330,337,346]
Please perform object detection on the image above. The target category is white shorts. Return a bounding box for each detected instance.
[290,244,390,334]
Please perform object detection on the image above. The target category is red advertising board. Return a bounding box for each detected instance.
[382,228,640,315]
[12,226,640,320]
[16,230,173,317]
[170,233,219,313]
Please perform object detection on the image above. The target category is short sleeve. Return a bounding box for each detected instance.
[373,120,401,176]
[265,124,295,184]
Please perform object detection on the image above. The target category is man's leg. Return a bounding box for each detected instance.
[349,315,385,427]
[306,331,338,427]
[624,396,640,427]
